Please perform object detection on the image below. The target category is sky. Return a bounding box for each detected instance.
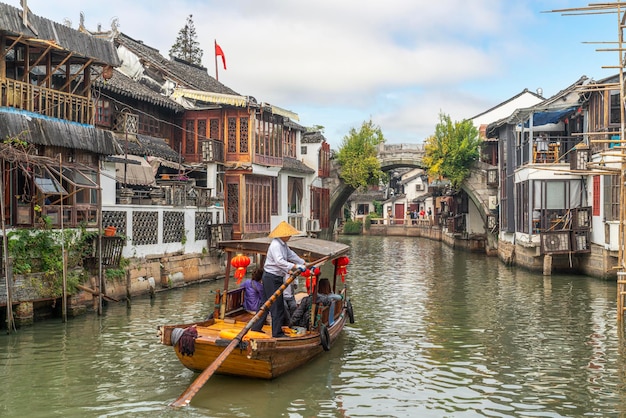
[7,0,622,149]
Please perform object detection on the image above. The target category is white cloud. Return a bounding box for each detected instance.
[7,0,616,147]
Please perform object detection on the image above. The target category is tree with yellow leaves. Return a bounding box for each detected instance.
[423,112,481,190]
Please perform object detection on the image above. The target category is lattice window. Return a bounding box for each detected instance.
[198,119,207,141]
[318,142,330,177]
[227,182,239,224]
[113,112,138,134]
[239,117,248,153]
[210,119,219,139]
[195,212,213,240]
[228,117,237,152]
[132,211,158,245]
[185,120,195,154]
[163,211,185,243]
[271,176,278,215]
[604,174,620,221]
[102,210,127,236]
[245,175,271,233]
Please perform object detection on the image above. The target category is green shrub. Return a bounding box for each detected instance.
[343,220,363,235]
[7,227,93,297]
[364,214,372,230]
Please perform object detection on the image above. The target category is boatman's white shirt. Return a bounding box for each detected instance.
[264,238,304,277]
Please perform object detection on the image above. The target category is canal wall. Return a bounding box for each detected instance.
[0,250,226,328]
[365,220,486,253]
[498,239,617,279]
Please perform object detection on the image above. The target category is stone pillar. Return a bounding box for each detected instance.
[543,254,552,276]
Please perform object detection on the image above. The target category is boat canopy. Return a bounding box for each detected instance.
[218,236,350,260]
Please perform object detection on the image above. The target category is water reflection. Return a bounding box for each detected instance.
[0,235,625,417]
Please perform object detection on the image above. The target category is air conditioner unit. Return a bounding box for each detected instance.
[307,219,321,232]
[541,231,571,254]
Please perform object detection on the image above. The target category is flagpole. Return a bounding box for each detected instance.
[214,39,219,81]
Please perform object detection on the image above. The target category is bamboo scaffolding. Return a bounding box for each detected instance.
[549,2,626,320]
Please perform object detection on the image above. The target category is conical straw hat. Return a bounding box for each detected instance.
[268,221,301,238]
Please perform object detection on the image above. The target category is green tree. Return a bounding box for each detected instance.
[336,120,386,189]
[169,14,203,65]
[423,112,481,189]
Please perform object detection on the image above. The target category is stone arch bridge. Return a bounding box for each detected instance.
[320,143,495,239]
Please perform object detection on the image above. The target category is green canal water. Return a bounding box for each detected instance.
[0,235,625,417]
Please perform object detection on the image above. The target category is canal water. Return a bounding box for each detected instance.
[0,235,625,417]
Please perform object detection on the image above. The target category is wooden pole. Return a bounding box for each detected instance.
[169,255,331,408]
[214,39,218,81]
[0,166,15,333]
[97,165,103,315]
[60,153,67,323]
[618,3,626,322]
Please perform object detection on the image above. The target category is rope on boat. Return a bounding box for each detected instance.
[178,326,198,356]
[171,328,184,346]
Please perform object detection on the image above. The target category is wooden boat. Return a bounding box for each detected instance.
[157,236,353,380]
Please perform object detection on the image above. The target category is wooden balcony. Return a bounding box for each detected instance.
[533,143,560,163]
[0,78,92,124]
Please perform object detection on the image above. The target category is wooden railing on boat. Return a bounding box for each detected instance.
[214,287,246,319]
[214,284,346,327]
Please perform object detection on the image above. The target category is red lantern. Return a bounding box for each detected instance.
[302,267,321,293]
[230,253,251,284]
[332,256,350,282]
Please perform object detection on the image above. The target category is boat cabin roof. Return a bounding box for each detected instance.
[218,236,350,261]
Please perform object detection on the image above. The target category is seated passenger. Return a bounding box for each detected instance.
[289,278,342,328]
[316,278,342,306]
[242,267,264,313]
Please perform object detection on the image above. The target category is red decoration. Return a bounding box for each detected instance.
[215,41,227,70]
[332,256,350,282]
[302,267,321,293]
[230,253,250,284]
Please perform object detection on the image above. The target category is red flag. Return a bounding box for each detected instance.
[215,41,227,70]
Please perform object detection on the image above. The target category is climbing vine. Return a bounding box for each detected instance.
[7,226,96,297]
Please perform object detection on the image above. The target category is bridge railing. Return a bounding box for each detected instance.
[380,143,425,152]
[369,216,434,226]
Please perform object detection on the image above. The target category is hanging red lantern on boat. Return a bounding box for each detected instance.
[231,253,250,284]
[302,267,320,293]
[332,256,350,282]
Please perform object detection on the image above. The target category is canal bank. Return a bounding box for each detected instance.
[362,218,614,279]
[364,219,489,254]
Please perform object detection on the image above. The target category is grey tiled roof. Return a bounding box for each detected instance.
[93,70,184,112]
[281,157,315,174]
[302,131,326,143]
[117,32,239,95]
[115,133,182,162]
[0,2,119,66]
[0,109,119,155]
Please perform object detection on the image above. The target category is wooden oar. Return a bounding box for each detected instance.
[169,255,331,408]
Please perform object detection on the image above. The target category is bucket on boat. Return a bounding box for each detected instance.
[104,226,117,237]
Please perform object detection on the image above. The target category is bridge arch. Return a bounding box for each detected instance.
[322,143,494,241]
[378,143,426,172]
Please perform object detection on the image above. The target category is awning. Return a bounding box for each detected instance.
[115,155,155,186]
[146,155,184,171]
[170,88,249,107]
[523,106,578,128]
[270,104,299,121]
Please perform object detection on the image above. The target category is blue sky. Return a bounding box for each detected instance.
[7,0,620,149]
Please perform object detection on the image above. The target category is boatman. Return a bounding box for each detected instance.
[252,221,306,338]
